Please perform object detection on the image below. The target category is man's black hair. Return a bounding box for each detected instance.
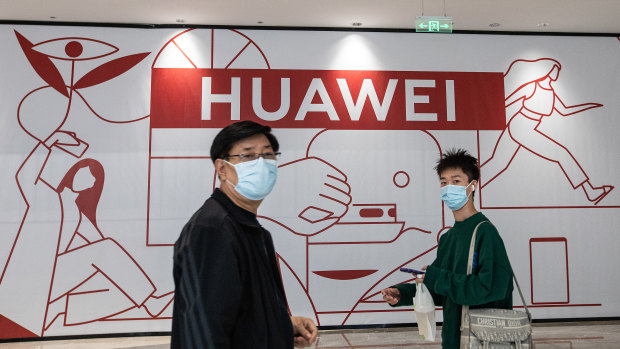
[435,148,480,183]
[210,121,279,162]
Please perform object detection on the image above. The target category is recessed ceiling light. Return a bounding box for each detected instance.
[257,21,263,24]
[352,22,363,27]
[489,23,500,28]
[176,19,186,23]
[50,16,56,19]
[536,22,550,27]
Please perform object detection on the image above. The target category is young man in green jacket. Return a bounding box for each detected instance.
[381,148,513,348]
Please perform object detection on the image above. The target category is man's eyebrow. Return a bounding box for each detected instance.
[440,174,463,180]
[238,144,272,152]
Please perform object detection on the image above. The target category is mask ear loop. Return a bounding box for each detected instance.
[465,181,476,200]
[220,160,238,189]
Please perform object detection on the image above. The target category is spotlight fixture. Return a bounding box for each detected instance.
[176,19,186,23]
[489,23,500,28]
[352,22,363,27]
[536,22,550,27]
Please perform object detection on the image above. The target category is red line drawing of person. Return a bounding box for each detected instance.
[0,131,172,337]
[481,58,613,205]
[1,32,168,338]
[44,158,173,330]
[0,131,78,337]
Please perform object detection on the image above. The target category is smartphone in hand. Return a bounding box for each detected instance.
[399,267,425,274]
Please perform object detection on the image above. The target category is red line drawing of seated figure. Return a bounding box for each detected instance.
[0,131,172,337]
[481,58,613,205]
[44,157,173,331]
[1,31,166,338]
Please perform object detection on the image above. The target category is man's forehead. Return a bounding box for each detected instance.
[439,167,466,178]
[231,134,271,151]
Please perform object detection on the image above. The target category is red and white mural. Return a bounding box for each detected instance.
[0,26,618,339]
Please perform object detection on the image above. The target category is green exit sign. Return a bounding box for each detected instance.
[415,16,453,33]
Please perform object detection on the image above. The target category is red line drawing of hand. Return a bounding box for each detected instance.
[260,157,352,237]
[481,58,613,205]
[43,130,89,157]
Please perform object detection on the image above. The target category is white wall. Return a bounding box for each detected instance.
[0,25,619,338]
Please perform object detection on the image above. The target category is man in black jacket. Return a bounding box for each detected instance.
[171,121,318,348]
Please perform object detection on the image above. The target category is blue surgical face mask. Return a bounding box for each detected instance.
[225,157,278,201]
[440,181,474,211]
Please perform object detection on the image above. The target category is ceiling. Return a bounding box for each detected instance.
[1,0,619,34]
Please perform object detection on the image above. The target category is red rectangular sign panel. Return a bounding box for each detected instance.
[151,68,505,130]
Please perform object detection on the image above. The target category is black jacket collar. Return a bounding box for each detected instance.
[212,188,262,228]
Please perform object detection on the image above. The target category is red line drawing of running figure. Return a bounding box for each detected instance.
[0,31,171,338]
[481,58,613,205]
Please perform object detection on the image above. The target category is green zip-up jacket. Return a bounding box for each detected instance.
[394,212,513,348]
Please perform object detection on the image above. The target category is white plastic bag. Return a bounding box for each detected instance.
[413,283,436,341]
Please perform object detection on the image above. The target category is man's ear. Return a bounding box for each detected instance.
[214,159,227,181]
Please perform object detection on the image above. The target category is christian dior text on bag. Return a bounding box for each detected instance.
[460,221,532,349]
